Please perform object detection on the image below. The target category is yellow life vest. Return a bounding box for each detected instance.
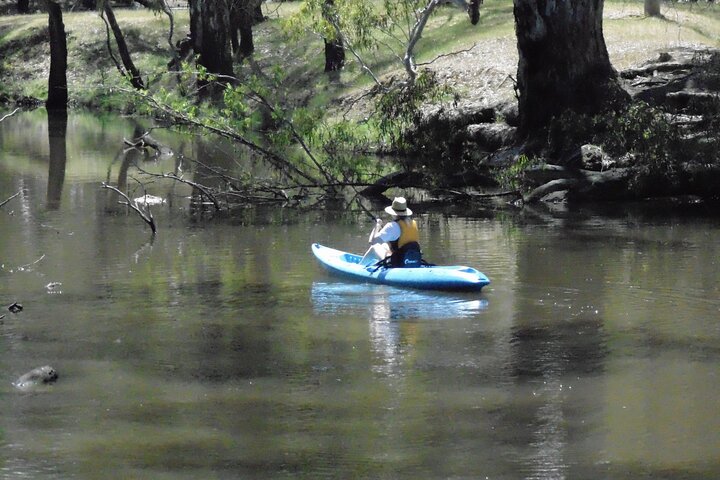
[393,218,419,251]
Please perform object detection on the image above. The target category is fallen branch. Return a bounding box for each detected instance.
[135,168,221,211]
[0,190,22,209]
[416,43,478,67]
[118,87,320,186]
[101,183,157,234]
[436,188,521,199]
[523,178,579,204]
[123,131,174,156]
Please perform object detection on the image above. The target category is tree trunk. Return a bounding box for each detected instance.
[103,3,145,90]
[253,3,264,23]
[644,0,661,17]
[469,0,481,25]
[324,39,345,72]
[322,0,344,72]
[189,0,233,97]
[45,0,68,110]
[513,0,629,137]
[18,0,30,13]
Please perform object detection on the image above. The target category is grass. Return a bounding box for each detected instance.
[0,0,718,113]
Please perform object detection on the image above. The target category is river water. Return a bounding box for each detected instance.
[1,110,719,479]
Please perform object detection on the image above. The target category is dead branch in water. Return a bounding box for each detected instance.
[0,108,20,123]
[101,183,157,234]
[0,190,22,209]
[123,131,174,156]
[134,167,221,211]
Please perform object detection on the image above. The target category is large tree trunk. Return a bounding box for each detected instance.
[189,0,233,97]
[644,0,661,17]
[45,0,68,110]
[103,3,145,90]
[513,0,629,137]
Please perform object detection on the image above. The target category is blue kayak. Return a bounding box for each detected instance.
[312,243,490,292]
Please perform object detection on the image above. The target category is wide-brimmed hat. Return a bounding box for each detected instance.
[384,197,412,217]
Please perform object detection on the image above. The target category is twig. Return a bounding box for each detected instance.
[101,183,157,234]
[135,167,221,211]
[416,43,479,67]
[16,254,46,271]
[0,190,22,209]
[0,108,20,123]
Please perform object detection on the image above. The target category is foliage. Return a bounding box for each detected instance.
[494,154,537,191]
[374,69,452,151]
[548,101,683,187]
[600,102,680,176]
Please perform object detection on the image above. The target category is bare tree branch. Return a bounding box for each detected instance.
[101,182,157,234]
[118,87,321,186]
[134,167,221,211]
[416,43,478,67]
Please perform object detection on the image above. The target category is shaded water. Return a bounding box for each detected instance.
[1,110,720,479]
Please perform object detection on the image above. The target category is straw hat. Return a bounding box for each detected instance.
[384,197,412,217]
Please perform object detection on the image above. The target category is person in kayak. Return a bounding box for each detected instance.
[360,197,423,268]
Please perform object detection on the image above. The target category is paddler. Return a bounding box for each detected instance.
[360,197,423,267]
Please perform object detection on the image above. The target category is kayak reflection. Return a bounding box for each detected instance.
[310,281,488,321]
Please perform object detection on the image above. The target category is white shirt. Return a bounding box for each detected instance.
[376,221,402,243]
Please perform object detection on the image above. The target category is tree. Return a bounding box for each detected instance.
[644,0,661,17]
[513,0,629,137]
[291,0,474,84]
[44,0,68,110]
[230,0,260,58]
[101,2,146,90]
[322,0,344,73]
[189,0,234,96]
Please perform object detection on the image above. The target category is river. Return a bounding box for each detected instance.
[1,110,719,479]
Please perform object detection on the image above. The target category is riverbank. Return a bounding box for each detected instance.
[1,1,720,204]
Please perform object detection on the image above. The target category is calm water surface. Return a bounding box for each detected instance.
[1,111,719,479]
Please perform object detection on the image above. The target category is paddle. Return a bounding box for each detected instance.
[360,218,384,266]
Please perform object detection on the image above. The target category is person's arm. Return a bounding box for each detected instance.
[368,218,383,244]
[371,221,400,245]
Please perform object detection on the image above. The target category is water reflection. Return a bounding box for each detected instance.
[311,281,488,321]
[46,109,67,210]
[312,281,488,375]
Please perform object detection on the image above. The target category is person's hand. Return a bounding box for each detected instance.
[375,218,383,227]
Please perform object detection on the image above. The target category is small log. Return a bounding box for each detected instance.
[524,168,633,203]
[524,179,579,204]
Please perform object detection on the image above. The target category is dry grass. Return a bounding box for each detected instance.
[0,0,718,111]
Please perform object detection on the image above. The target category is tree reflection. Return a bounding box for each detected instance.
[46,108,68,210]
[507,229,610,478]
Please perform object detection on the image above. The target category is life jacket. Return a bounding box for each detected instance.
[389,218,422,268]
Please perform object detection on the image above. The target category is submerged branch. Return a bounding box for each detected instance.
[135,167,221,211]
[101,182,157,234]
[0,190,22,209]
[0,108,20,123]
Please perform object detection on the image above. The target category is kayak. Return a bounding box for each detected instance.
[311,243,490,292]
